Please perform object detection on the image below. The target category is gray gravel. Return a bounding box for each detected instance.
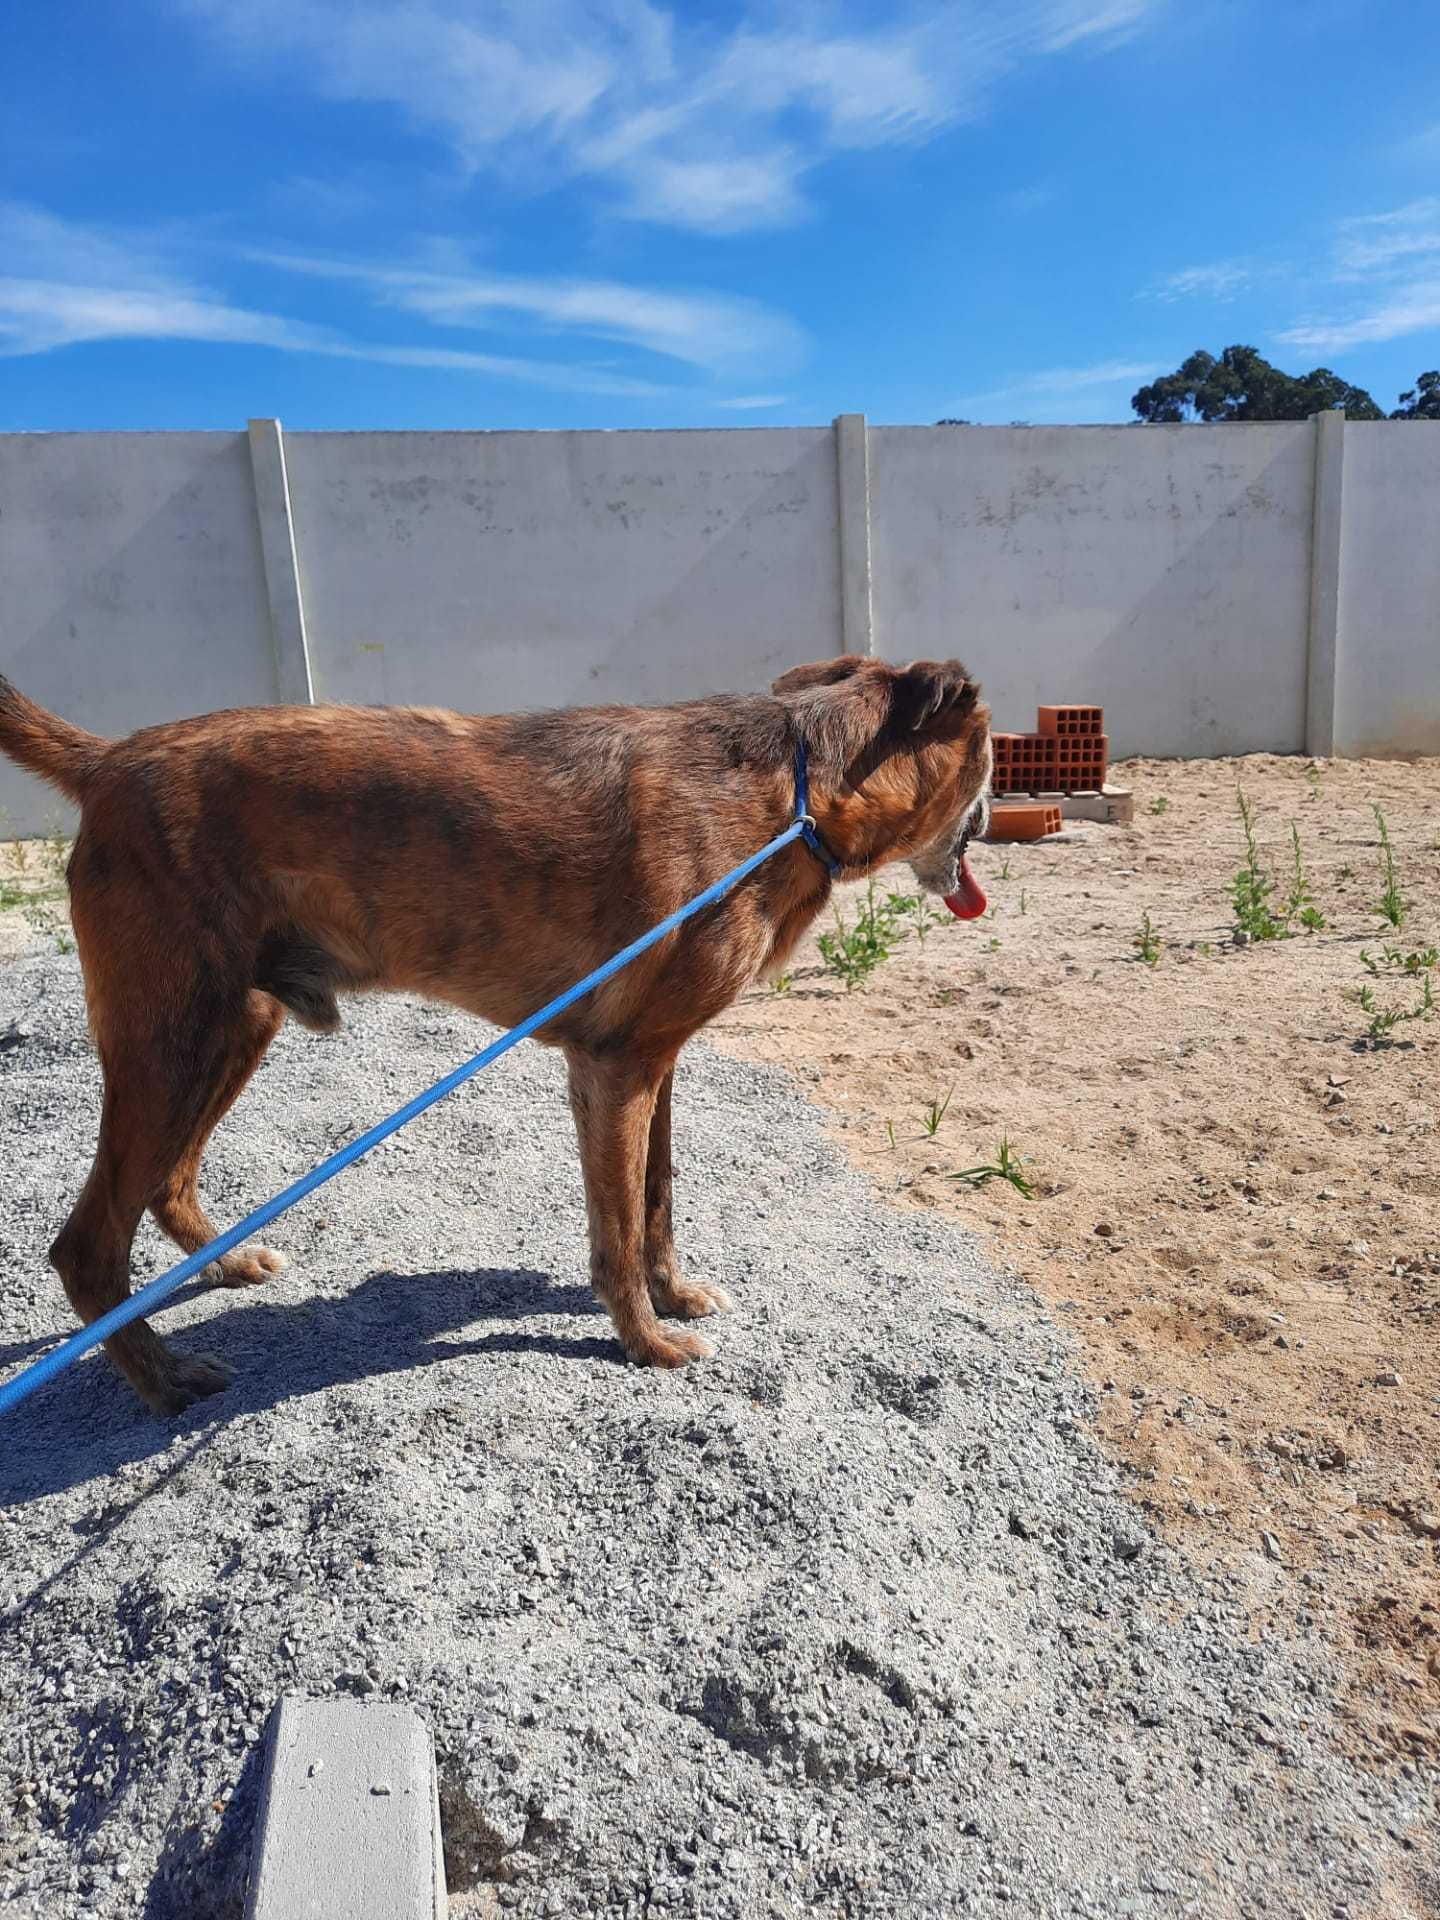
[0,929,1432,1920]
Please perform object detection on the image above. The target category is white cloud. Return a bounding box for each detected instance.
[1275,280,1440,356]
[1268,199,1440,357]
[1331,198,1440,278]
[1144,260,1252,302]
[0,202,675,396]
[178,0,1161,234]
[958,356,1160,407]
[252,249,801,375]
[715,393,788,410]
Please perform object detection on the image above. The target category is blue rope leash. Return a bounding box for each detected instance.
[0,751,835,1419]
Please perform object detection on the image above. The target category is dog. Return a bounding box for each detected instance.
[0,656,991,1414]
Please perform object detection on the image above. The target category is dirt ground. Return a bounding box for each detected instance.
[712,753,1440,1771]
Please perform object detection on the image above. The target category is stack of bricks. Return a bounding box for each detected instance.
[992,704,1107,796]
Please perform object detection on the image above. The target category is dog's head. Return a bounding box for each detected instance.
[771,655,992,909]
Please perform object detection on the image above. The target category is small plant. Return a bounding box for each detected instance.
[885,1118,897,1151]
[1373,807,1407,931]
[54,929,74,956]
[998,858,1011,881]
[1231,789,1286,942]
[987,936,1002,952]
[1356,975,1434,1046]
[1134,911,1161,967]
[950,1135,1036,1199]
[1149,796,1169,815]
[1304,763,1323,802]
[1360,944,1438,977]
[919,1086,956,1139]
[769,971,793,994]
[1283,824,1326,932]
[1019,889,1028,915]
[886,889,945,946]
[818,880,904,992]
[1198,940,1213,957]
[45,820,69,875]
[0,879,24,912]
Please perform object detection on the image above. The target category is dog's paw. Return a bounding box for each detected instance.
[208,1245,287,1288]
[650,1275,733,1320]
[626,1326,714,1369]
[145,1350,233,1416]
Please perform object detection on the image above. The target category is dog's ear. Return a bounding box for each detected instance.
[770,656,868,696]
[775,655,983,775]
[887,659,979,736]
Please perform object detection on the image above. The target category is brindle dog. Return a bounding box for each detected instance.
[0,657,991,1414]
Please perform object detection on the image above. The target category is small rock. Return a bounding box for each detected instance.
[1111,1529,1145,1563]
[1375,1369,1402,1388]
[370,1782,392,1797]
[1093,1222,1114,1239]
[1261,1531,1283,1562]
[1317,1187,1338,1201]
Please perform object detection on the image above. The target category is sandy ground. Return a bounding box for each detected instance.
[711,753,1440,1771]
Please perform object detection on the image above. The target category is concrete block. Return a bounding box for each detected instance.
[1060,786,1134,825]
[245,1697,446,1920]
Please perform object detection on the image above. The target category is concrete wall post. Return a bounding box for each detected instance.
[834,413,875,656]
[1305,407,1346,758]
[247,418,316,705]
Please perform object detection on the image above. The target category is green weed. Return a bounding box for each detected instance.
[1148,796,1169,816]
[884,890,946,946]
[1231,790,1286,942]
[1360,944,1438,977]
[1284,823,1326,932]
[818,880,905,991]
[769,972,793,994]
[1134,912,1160,967]
[1356,975,1434,1045]
[950,1135,1036,1199]
[1231,794,1326,942]
[1373,807,1407,931]
[919,1086,956,1139]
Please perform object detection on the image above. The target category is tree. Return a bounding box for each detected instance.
[1131,345,1383,423]
[1392,370,1440,419]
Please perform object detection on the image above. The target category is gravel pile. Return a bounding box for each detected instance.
[0,931,1431,1919]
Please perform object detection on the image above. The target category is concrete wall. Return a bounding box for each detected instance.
[1335,422,1440,759]
[1,415,1436,834]
[0,432,276,834]
[870,423,1317,758]
[282,428,840,712]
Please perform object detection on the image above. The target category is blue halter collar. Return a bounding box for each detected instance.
[793,740,843,878]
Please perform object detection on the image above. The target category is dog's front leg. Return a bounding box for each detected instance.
[566,1050,713,1368]
[644,1068,732,1324]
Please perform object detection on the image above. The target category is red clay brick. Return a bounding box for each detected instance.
[985,802,1062,843]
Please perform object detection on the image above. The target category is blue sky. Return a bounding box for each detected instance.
[2,0,1438,430]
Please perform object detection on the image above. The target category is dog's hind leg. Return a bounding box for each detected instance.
[643,1067,732,1323]
[566,1049,712,1368]
[50,1048,237,1418]
[149,988,289,1287]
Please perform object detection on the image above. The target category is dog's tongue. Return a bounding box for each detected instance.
[943,856,987,921]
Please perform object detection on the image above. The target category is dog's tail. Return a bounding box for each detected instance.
[0,674,107,803]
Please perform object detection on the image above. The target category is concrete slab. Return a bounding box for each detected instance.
[996,786,1134,826]
[244,1697,446,1920]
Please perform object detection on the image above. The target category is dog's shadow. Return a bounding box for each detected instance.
[1,1263,615,1508]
